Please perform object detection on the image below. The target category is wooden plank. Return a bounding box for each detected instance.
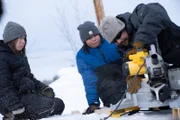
[172,108,180,120]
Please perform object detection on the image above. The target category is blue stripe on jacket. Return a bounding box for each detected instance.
[76,38,121,105]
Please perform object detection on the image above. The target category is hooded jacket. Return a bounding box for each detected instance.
[76,38,121,105]
[0,41,47,113]
[116,3,180,68]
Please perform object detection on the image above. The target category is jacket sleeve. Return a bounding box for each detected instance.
[27,73,48,92]
[131,3,171,45]
[0,58,24,112]
[76,56,100,106]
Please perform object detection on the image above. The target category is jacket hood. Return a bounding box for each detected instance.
[116,12,132,31]
[0,40,12,53]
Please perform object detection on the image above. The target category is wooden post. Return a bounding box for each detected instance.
[93,0,105,27]
[172,108,180,119]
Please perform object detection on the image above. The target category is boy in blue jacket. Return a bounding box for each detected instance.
[76,21,126,114]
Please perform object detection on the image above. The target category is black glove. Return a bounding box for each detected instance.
[83,103,100,115]
[3,112,15,120]
[4,107,25,120]
[41,87,55,98]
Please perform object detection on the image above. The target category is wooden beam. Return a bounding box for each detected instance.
[93,0,105,27]
[172,108,180,119]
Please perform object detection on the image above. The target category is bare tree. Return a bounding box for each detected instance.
[53,7,77,56]
[51,0,90,57]
[26,38,48,59]
[51,1,79,56]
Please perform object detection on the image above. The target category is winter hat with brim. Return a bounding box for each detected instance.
[3,21,27,43]
[77,21,100,43]
[99,16,125,43]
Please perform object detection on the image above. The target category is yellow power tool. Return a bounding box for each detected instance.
[124,50,148,76]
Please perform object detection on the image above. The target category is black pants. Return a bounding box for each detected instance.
[95,60,127,107]
[97,79,126,107]
[0,94,65,120]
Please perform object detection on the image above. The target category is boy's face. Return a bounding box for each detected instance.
[85,34,101,48]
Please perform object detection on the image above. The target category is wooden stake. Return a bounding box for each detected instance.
[172,108,180,119]
[93,0,105,27]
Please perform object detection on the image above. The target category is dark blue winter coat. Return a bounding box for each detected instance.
[76,38,121,105]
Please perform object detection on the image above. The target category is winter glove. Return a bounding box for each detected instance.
[125,48,137,58]
[133,41,145,49]
[3,112,14,120]
[18,77,35,93]
[83,102,100,115]
[126,76,142,93]
[3,107,25,120]
[41,87,55,98]
[125,42,147,59]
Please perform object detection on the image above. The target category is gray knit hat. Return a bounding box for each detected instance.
[77,21,100,43]
[99,16,125,43]
[3,21,27,43]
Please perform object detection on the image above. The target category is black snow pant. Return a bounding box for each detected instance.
[0,94,65,120]
[95,60,127,107]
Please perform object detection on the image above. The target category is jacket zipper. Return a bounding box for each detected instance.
[98,48,107,63]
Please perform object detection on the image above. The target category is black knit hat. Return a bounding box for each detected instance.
[3,21,27,43]
[77,21,100,43]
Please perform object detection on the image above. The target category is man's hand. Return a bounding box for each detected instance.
[126,42,147,59]
[83,103,100,115]
[133,41,145,49]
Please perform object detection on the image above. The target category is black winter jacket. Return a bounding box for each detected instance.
[0,41,47,112]
[116,3,180,68]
